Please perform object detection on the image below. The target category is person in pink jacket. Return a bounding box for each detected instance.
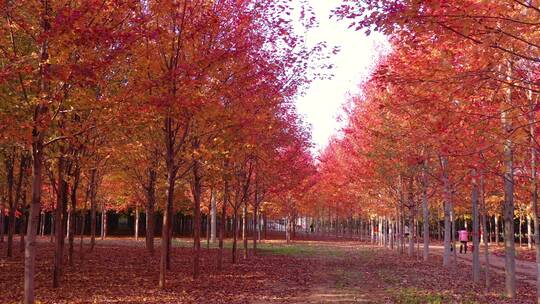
[458,229,469,254]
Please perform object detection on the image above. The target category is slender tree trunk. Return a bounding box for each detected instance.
[101,206,106,240]
[68,167,79,266]
[0,206,4,244]
[379,216,384,247]
[5,152,14,258]
[528,214,532,249]
[218,177,229,270]
[451,203,457,266]
[495,215,499,245]
[501,60,516,298]
[422,159,429,261]
[232,210,238,263]
[191,158,202,279]
[135,207,139,241]
[519,210,523,248]
[49,215,54,243]
[472,169,480,283]
[440,156,452,267]
[53,157,67,288]
[527,85,540,303]
[25,136,45,304]
[39,212,45,237]
[480,172,490,288]
[263,213,267,240]
[242,199,248,259]
[253,205,258,254]
[89,169,97,252]
[145,167,156,255]
[210,190,216,243]
[159,168,174,289]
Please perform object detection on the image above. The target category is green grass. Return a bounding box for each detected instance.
[391,288,446,304]
[257,243,320,256]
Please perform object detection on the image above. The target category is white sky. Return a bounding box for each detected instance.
[294,1,388,154]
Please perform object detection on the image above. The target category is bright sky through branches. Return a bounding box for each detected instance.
[295,0,387,154]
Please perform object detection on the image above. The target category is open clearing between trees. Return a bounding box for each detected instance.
[0,237,536,303]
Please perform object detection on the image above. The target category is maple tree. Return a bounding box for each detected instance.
[7,0,540,303]
[0,0,326,303]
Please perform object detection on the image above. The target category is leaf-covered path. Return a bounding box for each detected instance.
[0,238,537,303]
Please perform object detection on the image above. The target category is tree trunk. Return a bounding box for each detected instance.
[159,114,177,288]
[495,215,499,245]
[68,167,79,266]
[101,206,106,240]
[232,210,238,263]
[50,214,54,243]
[25,81,49,304]
[422,159,429,261]
[145,166,156,255]
[440,156,452,267]
[528,214,532,249]
[5,151,14,258]
[263,213,267,240]
[89,168,97,252]
[159,167,174,289]
[39,212,45,237]
[218,177,229,270]
[24,134,45,304]
[519,210,523,248]
[527,85,540,303]
[286,214,291,243]
[471,169,480,283]
[407,177,414,257]
[210,189,216,243]
[480,172,490,288]
[501,60,516,298]
[242,199,248,259]
[135,207,139,241]
[191,158,202,279]
[53,157,67,288]
[253,205,258,255]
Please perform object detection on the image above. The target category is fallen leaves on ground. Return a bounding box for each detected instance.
[0,237,536,303]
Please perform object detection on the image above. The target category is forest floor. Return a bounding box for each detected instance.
[0,236,536,303]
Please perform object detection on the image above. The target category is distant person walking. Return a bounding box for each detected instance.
[458,229,469,254]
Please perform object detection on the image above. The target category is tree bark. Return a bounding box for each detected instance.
[135,207,139,241]
[440,156,452,267]
[159,169,174,289]
[501,60,516,298]
[89,168,97,252]
[101,205,106,240]
[480,172,490,288]
[53,157,67,288]
[495,215,499,245]
[145,166,156,255]
[210,189,216,243]
[5,150,14,258]
[422,159,429,261]
[472,169,480,283]
[527,214,532,249]
[218,177,229,270]
[527,84,540,303]
[68,166,79,266]
[242,199,248,259]
[232,210,238,263]
[407,178,414,257]
[191,158,202,279]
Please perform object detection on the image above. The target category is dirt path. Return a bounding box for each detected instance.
[428,244,538,286]
[290,245,388,303]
